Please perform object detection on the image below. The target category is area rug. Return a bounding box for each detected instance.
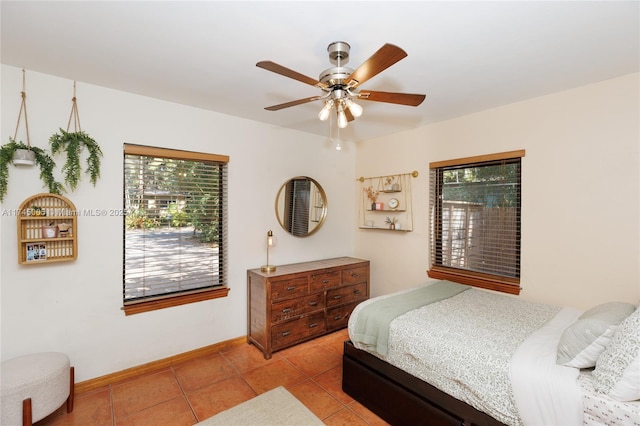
[196,386,324,426]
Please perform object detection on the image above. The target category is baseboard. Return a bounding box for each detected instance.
[75,336,247,395]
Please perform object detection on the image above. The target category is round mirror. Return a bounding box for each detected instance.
[275,176,327,237]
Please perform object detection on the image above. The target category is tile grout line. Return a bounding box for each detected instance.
[169,364,201,424]
[109,383,116,426]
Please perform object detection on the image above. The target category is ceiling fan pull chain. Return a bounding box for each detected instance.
[66,80,82,133]
[13,69,32,148]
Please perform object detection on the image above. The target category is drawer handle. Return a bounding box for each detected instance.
[282,308,292,314]
[333,295,342,300]
[309,322,318,328]
[322,279,330,284]
[351,273,358,277]
[309,301,318,306]
[282,331,290,337]
[286,286,296,291]
[354,289,361,294]
[334,315,342,320]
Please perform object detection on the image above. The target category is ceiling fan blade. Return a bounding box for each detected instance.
[345,44,408,88]
[357,90,426,106]
[257,61,327,89]
[345,108,355,122]
[264,96,323,111]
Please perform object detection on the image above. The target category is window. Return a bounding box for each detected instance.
[428,150,525,295]
[122,144,229,315]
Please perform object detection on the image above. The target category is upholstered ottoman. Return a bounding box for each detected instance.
[1,352,74,426]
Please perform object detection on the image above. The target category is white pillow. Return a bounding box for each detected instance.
[556,302,636,368]
[593,307,640,401]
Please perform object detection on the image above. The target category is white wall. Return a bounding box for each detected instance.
[0,65,356,381]
[355,73,640,310]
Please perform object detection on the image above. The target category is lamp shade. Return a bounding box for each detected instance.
[318,102,332,121]
[337,106,348,129]
[345,98,363,117]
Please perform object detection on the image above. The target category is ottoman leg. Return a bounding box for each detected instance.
[66,366,75,413]
[22,397,32,426]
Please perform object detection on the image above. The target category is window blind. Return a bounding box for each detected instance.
[123,144,228,304]
[429,150,524,294]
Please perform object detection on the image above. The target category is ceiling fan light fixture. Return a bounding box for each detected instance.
[318,101,333,121]
[345,98,363,118]
[337,103,348,128]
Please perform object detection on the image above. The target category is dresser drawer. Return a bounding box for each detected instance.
[271,277,308,301]
[272,312,326,349]
[309,270,341,292]
[271,293,325,323]
[342,265,369,286]
[326,282,368,308]
[327,301,360,330]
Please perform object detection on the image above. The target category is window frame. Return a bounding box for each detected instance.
[427,150,525,295]
[122,144,230,315]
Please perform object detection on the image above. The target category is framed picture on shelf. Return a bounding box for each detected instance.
[26,243,47,261]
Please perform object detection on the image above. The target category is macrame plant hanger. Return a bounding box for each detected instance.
[49,80,102,190]
[67,81,82,134]
[12,69,36,165]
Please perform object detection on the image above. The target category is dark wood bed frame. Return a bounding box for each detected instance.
[342,340,506,426]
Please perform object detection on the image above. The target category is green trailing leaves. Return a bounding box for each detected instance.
[0,138,64,202]
[49,128,102,190]
[0,129,103,202]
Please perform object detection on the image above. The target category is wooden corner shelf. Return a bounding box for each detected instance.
[17,193,78,264]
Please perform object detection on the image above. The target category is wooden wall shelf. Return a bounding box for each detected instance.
[358,172,415,232]
[17,193,77,264]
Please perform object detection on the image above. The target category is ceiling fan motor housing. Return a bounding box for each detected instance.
[319,67,354,88]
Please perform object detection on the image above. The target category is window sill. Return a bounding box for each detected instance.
[427,267,520,295]
[122,287,230,316]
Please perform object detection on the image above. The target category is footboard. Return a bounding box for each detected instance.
[342,341,504,426]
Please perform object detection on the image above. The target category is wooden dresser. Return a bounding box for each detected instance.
[247,257,369,359]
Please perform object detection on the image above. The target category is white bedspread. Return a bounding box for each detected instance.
[383,289,560,426]
[511,307,584,426]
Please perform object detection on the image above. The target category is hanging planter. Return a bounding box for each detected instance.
[0,70,63,202]
[0,138,63,202]
[49,81,102,190]
[12,147,36,165]
[49,128,102,190]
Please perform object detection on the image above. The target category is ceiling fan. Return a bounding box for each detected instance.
[256,41,426,128]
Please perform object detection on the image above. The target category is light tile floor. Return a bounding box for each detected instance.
[37,329,390,425]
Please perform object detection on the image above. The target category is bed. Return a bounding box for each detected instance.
[342,280,640,426]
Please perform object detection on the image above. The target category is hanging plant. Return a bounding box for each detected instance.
[0,138,64,202]
[49,128,102,190]
[0,69,64,202]
[49,81,103,190]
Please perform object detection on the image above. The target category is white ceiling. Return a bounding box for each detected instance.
[2,1,638,142]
